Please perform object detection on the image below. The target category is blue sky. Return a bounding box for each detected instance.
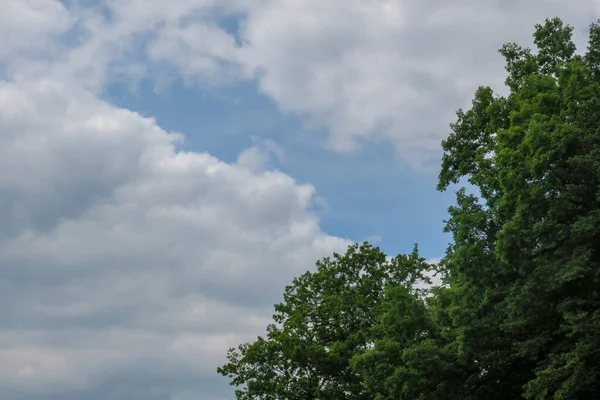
[0,1,598,399]
[105,77,455,259]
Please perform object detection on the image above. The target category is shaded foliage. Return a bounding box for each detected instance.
[218,243,433,399]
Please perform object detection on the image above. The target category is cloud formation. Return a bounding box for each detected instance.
[10,1,599,166]
[135,0,600,164]
[0,3,349,397]
[0,77,350,398]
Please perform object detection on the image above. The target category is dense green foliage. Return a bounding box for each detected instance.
[218,18,600,399]
[218,243,433,399]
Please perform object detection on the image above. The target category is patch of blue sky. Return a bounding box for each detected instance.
[105,75,454,260]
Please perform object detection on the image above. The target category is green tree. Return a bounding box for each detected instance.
[217,243,434,399]
[349,283,461,400]
[438,17,600,399]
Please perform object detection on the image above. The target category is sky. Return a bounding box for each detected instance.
[0,1,598,399]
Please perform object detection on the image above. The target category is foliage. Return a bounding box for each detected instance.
[218,243,433,399]
[438,17,600,399]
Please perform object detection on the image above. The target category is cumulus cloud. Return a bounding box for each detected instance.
[0,0,71,61]
[240,0,599,165]
[0,77,350,398]
[0,3,350,396]
[10,1,598,166]
[72,0,597,166]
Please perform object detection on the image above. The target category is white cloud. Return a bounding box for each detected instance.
[4,1,598,167]
[103,0,597,166]
[238,0,599,166]
[147,20,244,85]
[0,2,350,398]
[0,0,71,61]
[0,77,349,397]
[235,136,285,172]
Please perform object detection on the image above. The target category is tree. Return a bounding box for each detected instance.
[349,283,462,400]
[217,243,434,399]
[438,17,600,399]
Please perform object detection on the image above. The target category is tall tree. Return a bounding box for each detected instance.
[438,17,600,399]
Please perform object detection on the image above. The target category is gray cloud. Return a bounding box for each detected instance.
[0,76,348,398]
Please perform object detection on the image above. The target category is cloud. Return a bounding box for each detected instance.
[118,0,598,166]
[0,77,349,398]
[9,1,597,166]
[0,0,71,62]
[235,136,285,172]
[240,0,599,165]
[0,3,354,397]
[2,1,598,398]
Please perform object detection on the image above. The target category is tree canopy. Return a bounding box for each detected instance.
[218,17,600,399]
